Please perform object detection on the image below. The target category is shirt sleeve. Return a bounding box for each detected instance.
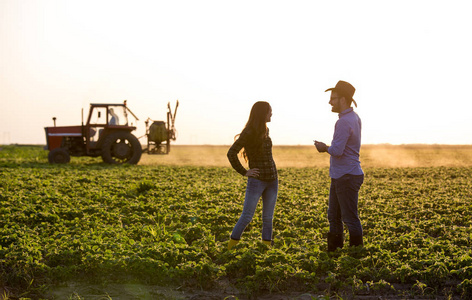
[227,131,249,176]
[328,118,351,157]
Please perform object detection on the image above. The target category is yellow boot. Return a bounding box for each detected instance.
[262,240,272,246]
[228,238,240,250]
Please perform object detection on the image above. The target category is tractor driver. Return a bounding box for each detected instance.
[109,108,119,125]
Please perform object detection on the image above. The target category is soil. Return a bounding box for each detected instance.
[43,280,462,300]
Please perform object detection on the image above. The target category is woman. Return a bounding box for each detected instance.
[227,101,278,250]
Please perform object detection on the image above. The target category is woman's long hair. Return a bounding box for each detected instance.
[236,101,271,162]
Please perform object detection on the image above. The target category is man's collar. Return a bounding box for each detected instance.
[339,107,353,117]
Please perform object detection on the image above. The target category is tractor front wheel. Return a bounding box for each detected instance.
[101,132,142,164]
[48,148,71,164]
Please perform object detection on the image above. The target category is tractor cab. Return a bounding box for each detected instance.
[88,104,129,127]
[86,103,137,145]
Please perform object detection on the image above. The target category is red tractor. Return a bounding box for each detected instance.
[44,100,178,164]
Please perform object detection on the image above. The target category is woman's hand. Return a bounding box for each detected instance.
[245,168,260,177]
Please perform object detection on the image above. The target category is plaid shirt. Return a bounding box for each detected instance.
[227,128,278,182]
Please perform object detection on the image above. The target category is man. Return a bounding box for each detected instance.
[314,80,364,251]
[109,108,119,125]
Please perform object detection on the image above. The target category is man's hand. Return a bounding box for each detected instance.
[314,140,329,153]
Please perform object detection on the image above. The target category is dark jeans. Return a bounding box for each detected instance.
[328,174,364,237]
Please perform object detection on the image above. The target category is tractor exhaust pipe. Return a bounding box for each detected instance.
[53,117,56,127]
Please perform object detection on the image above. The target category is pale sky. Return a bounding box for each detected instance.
[1,0,471,146]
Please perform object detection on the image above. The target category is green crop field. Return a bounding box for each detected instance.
[1,145,472,299]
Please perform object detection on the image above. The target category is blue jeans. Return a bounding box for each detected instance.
[231,177,278,241]
[328,174,364,237]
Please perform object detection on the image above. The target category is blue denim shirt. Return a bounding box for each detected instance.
[327,108,364,179]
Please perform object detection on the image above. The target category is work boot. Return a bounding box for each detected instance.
[349,235,364,247]
[327,232,344,252]
[227,238,240,250]
[262,240,272,246]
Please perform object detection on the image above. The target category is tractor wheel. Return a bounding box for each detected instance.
[101,131,142,164]
[48,148,71,164]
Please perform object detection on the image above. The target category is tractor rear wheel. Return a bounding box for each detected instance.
[101,132,142,164]
[48,148,71,164]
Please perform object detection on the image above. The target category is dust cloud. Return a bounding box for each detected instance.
[361,144,472,168]
[139,145,472,168]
